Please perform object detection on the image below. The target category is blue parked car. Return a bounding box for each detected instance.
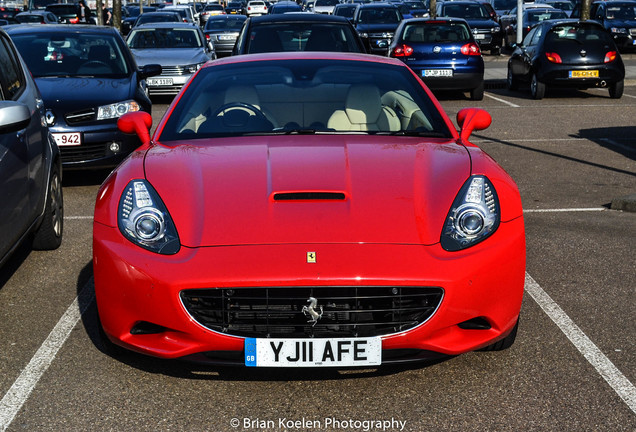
[388,18,485,100]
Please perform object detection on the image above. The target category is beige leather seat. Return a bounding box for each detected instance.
[327,84,400,132]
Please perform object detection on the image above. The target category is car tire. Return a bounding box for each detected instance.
[530,73,545,100]
[507,67,519,91]
[32,165,63,250]
[480,318,519,351]
[470,81,484,101]
[609,79,624,99]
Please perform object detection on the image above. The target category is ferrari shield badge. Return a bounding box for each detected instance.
[307,251,316,263]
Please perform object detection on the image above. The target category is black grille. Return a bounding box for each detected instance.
[60,143,107,163]
[180,286,443,338]
[65,108,95,124]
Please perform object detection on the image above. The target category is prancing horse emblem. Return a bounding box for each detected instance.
[302,297,323,326]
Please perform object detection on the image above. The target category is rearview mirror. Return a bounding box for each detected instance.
[139,64,162,79]
[118,111,153,146]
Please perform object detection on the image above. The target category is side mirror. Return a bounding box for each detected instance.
[118,111,153,146]
[139,64,162,79]
[456,107,491,142]
[0,101,31,134]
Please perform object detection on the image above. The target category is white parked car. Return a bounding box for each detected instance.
[246,0,268,16]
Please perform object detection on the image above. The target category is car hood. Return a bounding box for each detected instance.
[144,135,471,247]
[606,18,636,27]
[465,19,498,29]
[34,77,135,108]
[131,48,209,66]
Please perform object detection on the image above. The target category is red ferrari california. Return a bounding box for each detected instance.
[93,52,525,367]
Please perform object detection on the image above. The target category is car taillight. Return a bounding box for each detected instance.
[545,52,562,63]
[391,44,413,57]
[206,34,210,41]
[70,17,78,23]
[264,6,267,9]
[460,43,480,55]
[604,51,617,63]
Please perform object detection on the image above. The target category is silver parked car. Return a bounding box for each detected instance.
[0,28,63,267]
[126,22,215,96]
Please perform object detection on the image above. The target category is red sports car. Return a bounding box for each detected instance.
[93,52,525,367]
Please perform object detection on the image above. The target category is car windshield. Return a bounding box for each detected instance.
[136,14,180,25]
[547,1,573,11]
[316,0,339,6]
[16,14,45,23]
[402,22,471,42]
[545,23,615,48]
[46,5,77,14]
[127,28,203,49]
[158,59,452,140]
[246,23,361,53]
[11,32,130,78]
[205,17,245,31]
[443,4,488,19]
[527,10,568,23]
[605,4,636,19]
[358,7,401,24]
[493,0,516,10]
[126,6,157,17]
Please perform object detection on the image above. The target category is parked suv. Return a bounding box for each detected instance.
[0,28,63,267]
[437,0,503,54]
[353,2,403,55]
[572,1,636,51]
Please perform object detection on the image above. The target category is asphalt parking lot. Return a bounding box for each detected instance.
[0,56,634,431]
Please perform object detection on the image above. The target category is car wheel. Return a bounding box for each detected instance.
[530,73,545,100]
[32,165,63,250]
[470,81,484,101]
[609,79,624,99]
[507,66,519,91]
[480,318,519,351]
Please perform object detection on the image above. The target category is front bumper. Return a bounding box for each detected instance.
[147,72,194,96]
[94,216,525,365]
[51,123,141,169]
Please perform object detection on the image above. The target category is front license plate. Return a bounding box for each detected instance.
[424,69,453,77]
[569,70,599,78]
[245,337,382,367]
[219,35,235,41]
[52,132,81,146]
[474,33,485,40]
[147,78,173,86]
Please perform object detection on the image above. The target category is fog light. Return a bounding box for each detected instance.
[109,142,121,153]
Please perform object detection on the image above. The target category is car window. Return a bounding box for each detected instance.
[246,23,362,53]
[442,4,488,19]
[205,17,245,31]
[605,4,636,19]
[545,23,615,48]
[529,24,543,45]
[522,25,537,46]
[0,35,24,100]
[128,28,204,49]
[158,59,452,140]
[358,7,401,24]
[402,22,471,43]
[527,10,568,23]
[11,32,130,78]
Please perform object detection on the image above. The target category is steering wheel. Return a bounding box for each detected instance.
[212,102,268,122]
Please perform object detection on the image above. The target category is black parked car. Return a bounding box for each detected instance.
[7,25,162,169]
[121,6,157,35]
[45,3,80,23]
[0,28,63,267]
[437,0,503,54]
[507,19,625,99]
[352,2,402,55]
[204,15,247,57]
[502,7,568,48]
[572,0,636,52]
[233,13,366,54]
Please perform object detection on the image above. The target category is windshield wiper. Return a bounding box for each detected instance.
[377,130,449,137]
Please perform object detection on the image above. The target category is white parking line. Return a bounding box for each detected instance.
[0,284,94,432]
[484,92,520,108]
[65,216,93,220]
[1,275,634,430]
[524,273,636,415]
[524,208,607,213]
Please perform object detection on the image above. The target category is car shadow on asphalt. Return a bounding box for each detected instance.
[471,132,636,179]
[76,262,454,381]
[486,86,618,100]
[575,126,636,161]
[0,242,33,291]
[62,168,113,187]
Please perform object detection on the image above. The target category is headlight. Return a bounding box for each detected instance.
[186,63,205,73]
[491,26,500,33]
[611,27,627,34]
[118,180,180,255]
[358,32,369,38]
[441,175,500,251]
[97,100,140,120]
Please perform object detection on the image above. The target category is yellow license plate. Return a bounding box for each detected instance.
[569,70,599,78]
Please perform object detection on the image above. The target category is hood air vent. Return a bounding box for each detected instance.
[273,192,346,201]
